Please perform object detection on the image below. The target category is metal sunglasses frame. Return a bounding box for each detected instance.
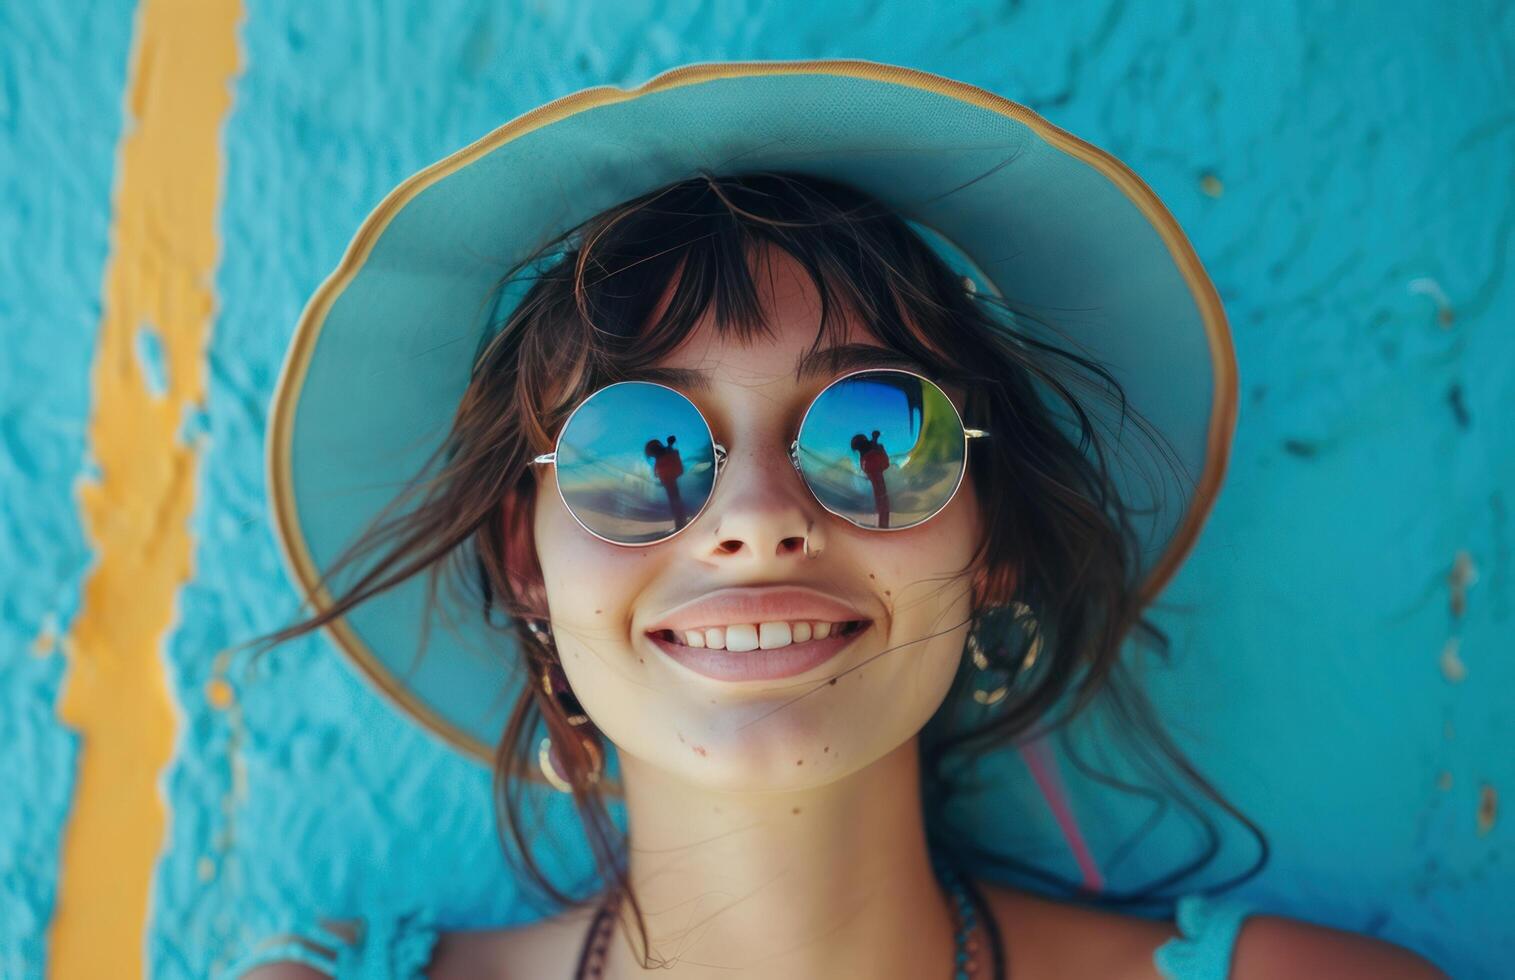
[531,366,991,548]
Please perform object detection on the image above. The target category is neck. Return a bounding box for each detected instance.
[598,736,958,980]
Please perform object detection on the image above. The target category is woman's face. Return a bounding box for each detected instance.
[528,246,986,791]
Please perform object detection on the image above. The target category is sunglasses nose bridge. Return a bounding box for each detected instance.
[709,436,810,498]
[698,436,824,548]
[710,440,800,471]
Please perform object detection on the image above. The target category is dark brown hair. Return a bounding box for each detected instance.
[245,170,1266,966]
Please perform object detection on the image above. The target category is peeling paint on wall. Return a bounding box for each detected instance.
[49,1,242,977]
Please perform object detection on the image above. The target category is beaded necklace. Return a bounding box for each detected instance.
[571,850,1006,979]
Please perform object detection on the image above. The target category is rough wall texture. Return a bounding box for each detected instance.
[0,2,138,976]
[2,1,1510,977]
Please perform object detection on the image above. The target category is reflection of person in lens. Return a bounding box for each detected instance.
[644,434,688,529]
[850,429,891,528]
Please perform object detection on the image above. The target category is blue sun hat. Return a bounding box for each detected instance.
[267,59,1238,767]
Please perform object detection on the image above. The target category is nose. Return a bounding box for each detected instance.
[694,440,825,563]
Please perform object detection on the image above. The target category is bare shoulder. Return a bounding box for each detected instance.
[974,881,1445,980]
[1228,914,1447,979]
[975,880,1180,979]
[425,901,603,979]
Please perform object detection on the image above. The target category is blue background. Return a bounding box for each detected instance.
[2,1,1509,976]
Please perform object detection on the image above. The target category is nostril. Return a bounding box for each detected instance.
[781,536,804,554]
[717,540,741,554]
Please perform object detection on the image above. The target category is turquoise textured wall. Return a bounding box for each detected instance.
[2,1,1509,977]
[1,1,139,975]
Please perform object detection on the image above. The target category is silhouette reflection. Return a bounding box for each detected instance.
[644,435,688,529]
[552,382,715,544]
[849,428,892,528]
[795,372,963,530]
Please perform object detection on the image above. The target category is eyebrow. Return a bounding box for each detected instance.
[625,343,930,392]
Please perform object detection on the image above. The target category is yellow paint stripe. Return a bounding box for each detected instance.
[52,1,241,976]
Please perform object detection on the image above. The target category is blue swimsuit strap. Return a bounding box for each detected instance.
[217,910,438,980]
[217,919,350,978]
[1152,894,1256,980]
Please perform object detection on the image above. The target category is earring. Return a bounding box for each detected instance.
[538,727,604,794]
[527,619,605,793]
[965,600,1042,706]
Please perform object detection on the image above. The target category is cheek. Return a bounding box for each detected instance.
[530,487,681,767]
[531,484,683,710]
[872,481,982,677]
[877,475,981,599]
[533,487,648,631]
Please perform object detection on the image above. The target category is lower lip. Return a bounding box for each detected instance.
[647,623,871,682]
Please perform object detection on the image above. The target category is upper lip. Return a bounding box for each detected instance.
[644,585,871,634]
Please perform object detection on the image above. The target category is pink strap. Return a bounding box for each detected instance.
[1021,734,1104,892]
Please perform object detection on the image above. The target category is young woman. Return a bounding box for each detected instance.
[225,63,1444,979]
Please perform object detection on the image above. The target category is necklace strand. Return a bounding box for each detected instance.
[571,851,1006,979]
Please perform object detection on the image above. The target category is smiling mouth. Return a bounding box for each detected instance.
[648,619,868,652]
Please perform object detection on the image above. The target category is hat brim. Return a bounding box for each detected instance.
[268,58,1237,767]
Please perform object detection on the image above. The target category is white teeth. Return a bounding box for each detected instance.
[759,622,792,649]
[725,624,760,652]
[659,620,857,649]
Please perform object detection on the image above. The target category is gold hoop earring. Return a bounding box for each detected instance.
[530,626,604,792]
[538,732,604,793]
[966,600,1042,705]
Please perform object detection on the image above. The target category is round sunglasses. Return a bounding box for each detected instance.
[531,367,990,546]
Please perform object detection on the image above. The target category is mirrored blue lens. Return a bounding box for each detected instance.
[794,371,967,530]
[553,382,717,545]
